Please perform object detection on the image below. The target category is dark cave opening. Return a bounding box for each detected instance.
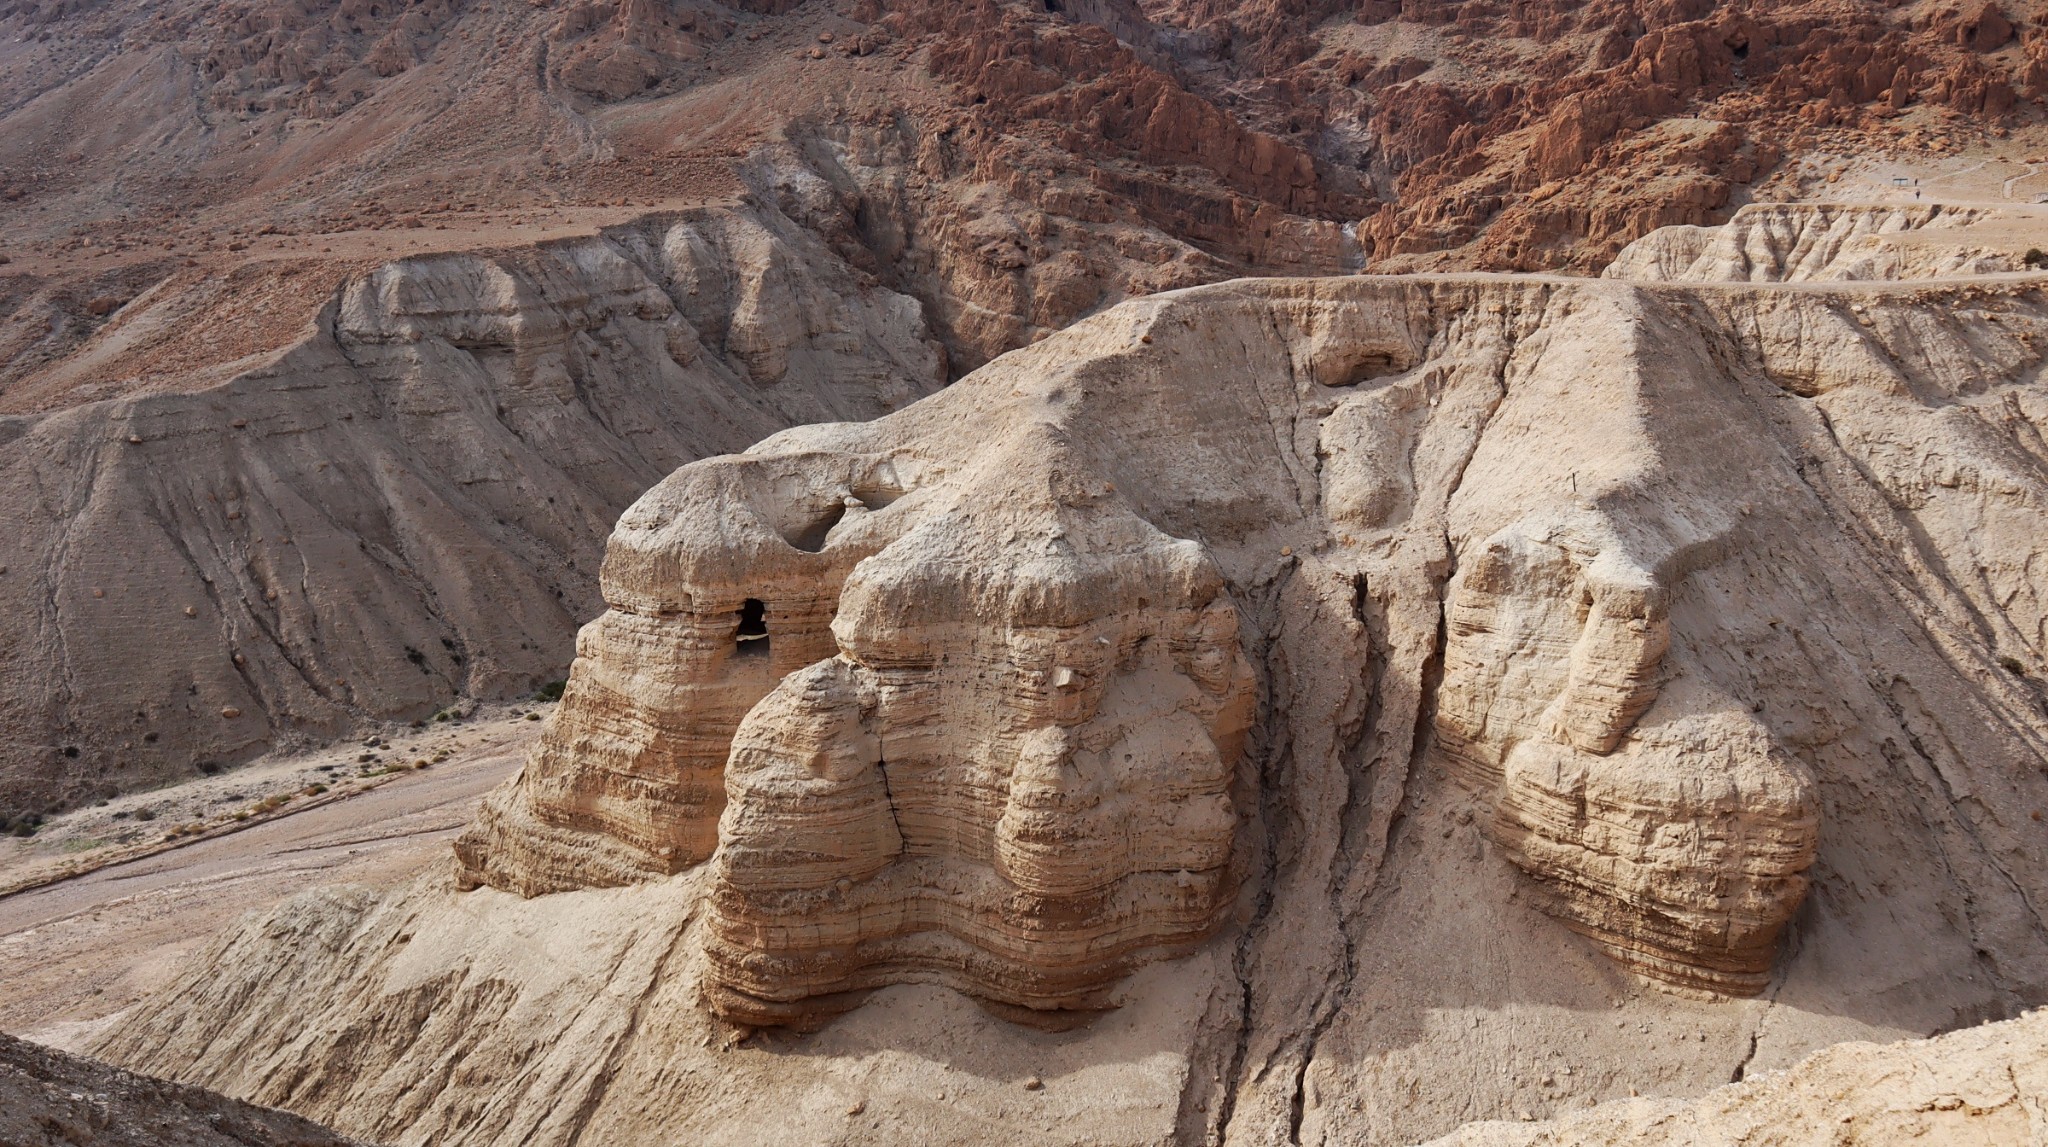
[736,598,769,655]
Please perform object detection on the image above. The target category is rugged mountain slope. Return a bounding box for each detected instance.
[95,264,2048,1145]
[12,0,2048,810]
[0,204,942,818]
[0,1031,367,1147]
[0,0,1363,815]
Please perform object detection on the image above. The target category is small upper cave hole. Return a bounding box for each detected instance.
[783,502,848,553]
[1319,350,1414,388]
[736,598,769,655]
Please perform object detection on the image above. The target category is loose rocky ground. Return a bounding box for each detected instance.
[1425,1007,2048,1146]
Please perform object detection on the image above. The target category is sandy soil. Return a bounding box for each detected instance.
[0,710,536,1049]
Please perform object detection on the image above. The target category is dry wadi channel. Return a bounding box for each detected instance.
[0,709,538,1047]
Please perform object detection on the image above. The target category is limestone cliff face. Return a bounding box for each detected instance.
[439,270,2048,1036]
[1436,534,1817,995]
[452,450,898,894]
[100,274,2048,1146]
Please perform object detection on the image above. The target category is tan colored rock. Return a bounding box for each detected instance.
[96,273,2048,1146]
[461,390,1257,1022]
[702,495,1255,1022]
[454,452,896,894]
[0,207,942,819]
[1435,531,1817,993]
[1491,701,1818,994]
[1605,203,2018,282]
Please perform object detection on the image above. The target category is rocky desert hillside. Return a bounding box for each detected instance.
[9,0,2048,817]
[0,1030,365,1147]
[4,1,2048,1145]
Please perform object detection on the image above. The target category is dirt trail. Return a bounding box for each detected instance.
[0,720,530,1048]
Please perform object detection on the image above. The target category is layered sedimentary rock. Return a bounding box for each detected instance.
[453,451,903,894]
[18,0,2048,820]
[460,386,1259,1020]
[703,495,1255,1022]
[1435,532,1817,994]
[451,265,2048,1029]
[99,274,2048,1145]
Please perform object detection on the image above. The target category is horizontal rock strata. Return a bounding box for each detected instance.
[703,496,1255,1023]
[1605,203,2017,282]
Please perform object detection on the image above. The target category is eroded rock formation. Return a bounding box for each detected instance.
[94,271,2048,1144]
[700,491,1256,1023]
[1436,535,1818,995]
[441,260,2048,1029]
[459,386,1259,1021]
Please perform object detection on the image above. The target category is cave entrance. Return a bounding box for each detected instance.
[736,598,769,656]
